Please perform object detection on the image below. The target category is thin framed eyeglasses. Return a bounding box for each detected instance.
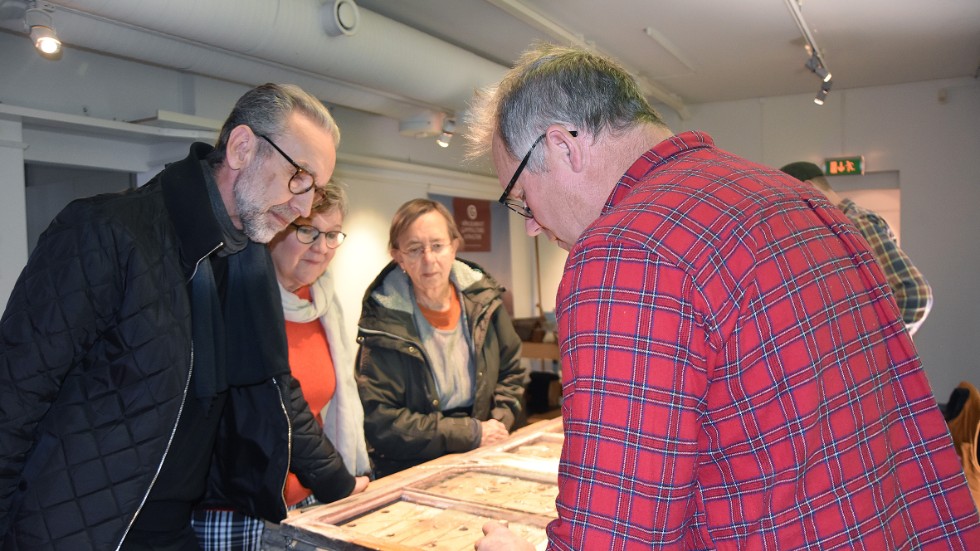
[257,133,326,202]
[399,241,450,261]
[292,223,346,248]
[498,130,578,218]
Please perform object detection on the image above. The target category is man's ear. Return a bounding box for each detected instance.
[544,125,586,174]
[225,124,256,171]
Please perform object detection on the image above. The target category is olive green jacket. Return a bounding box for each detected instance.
[355,259,525,477]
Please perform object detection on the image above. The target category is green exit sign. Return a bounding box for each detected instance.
[825,156,864,176]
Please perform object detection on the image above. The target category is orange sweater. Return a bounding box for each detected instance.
[282,285,336,507]
[416,289,461,330]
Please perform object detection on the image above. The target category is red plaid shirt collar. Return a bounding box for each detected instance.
[604,130,716,215]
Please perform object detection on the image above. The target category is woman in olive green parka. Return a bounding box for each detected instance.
[355,199,526,478]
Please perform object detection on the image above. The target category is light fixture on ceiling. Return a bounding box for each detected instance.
[436,118,455,148]
[784,0,833,105]
[813,79,832,105]
[398,111,443,138]
[24,0,61,60]
[805,54,831,83]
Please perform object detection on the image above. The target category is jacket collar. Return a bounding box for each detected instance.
[359,258,503,338]
[160,142,226,275]
[368,258,492,316]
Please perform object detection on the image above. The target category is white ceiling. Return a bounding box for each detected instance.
[1,0,977,123]
[357,0,980,111]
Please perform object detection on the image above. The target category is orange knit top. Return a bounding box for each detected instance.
[416,288,461,330]
[282,285,336,507]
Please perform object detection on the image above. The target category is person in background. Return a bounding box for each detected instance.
[465,43,980,549]
[943,381,980,514]
[355,198,526,478]
[192,180,370,549]
[0,83,344,550]
[781,160,933,335]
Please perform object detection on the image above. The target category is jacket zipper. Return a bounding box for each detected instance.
[115,242,223,550]
[187,242,224,282]
[273,377,291,514]
[115,342,195,551]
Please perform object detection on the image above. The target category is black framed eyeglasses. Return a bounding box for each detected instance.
[291,223,346,248]
[257,133,324,201]
[498,130,578,218]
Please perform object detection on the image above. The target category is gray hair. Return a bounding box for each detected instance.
[466,43,666,171]
[208,83,340,167]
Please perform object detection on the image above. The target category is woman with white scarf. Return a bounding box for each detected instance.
[192,181,370,549]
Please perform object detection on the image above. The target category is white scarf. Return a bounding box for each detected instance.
[279,269,370,476]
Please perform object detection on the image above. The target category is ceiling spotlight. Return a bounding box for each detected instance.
[814,80,832,105]
[785,0,835,106]
[436,118,455,148]
[805,55,832,82]
[25,1,61,60]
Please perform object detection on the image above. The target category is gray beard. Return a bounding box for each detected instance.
[239,201,294,243]
[234,162,295,243]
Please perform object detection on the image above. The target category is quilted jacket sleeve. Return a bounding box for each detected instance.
[0,201,122,534]
[286,374,356,503]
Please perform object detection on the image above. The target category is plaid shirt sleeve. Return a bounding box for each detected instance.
[549,241,713,549]
[842,201,933,334]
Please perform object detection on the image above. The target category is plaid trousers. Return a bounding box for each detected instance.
[190,495,318,550]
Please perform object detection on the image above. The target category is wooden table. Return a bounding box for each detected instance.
[272,418,563,551]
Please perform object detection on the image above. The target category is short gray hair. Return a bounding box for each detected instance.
[208,83,340,167]
[465,43,666,171]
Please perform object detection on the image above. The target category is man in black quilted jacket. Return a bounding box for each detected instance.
[0,83,358,550]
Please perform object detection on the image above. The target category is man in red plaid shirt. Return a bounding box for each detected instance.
[466,43,980,550]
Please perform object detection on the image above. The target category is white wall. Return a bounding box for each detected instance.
[2,30,977,399]
[0,118,28,297]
